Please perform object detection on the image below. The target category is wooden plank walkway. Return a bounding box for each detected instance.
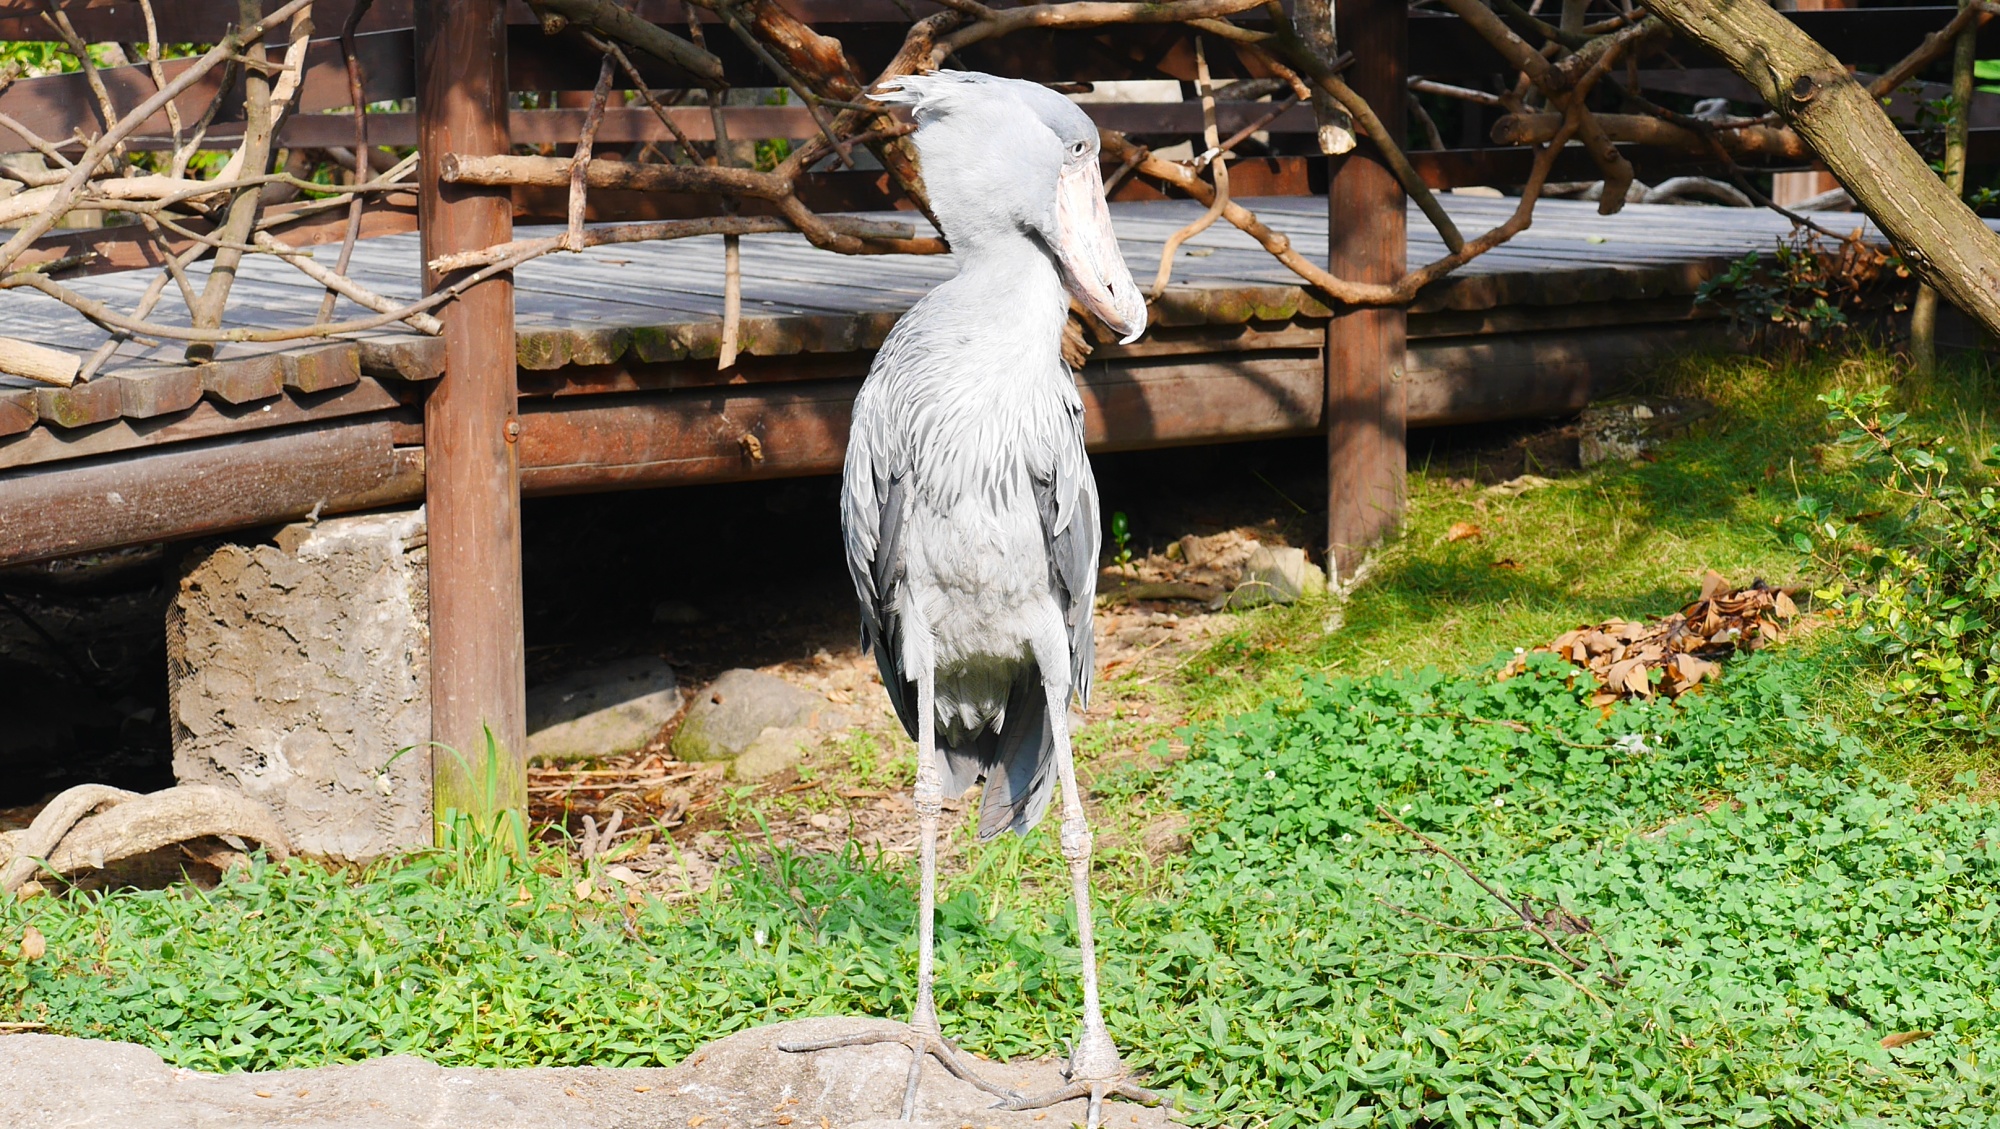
[0,196,1872,458]
[0,195,1893,568]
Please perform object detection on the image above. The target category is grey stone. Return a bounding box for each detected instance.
[0,1018,1182,1128]
[527,657,680,761]
[1227,545,1327,608]
[168,507,430,864]
[670,669,828,763]
[730,725,814,781]
[1577,397,1711,467]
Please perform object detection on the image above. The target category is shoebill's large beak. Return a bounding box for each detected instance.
[1050,157,1147,345]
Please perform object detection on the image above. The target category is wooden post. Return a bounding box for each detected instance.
[1325,0,1408,581]
[416,0,527,830]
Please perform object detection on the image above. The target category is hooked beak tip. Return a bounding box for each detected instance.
[1110,286,1147,344]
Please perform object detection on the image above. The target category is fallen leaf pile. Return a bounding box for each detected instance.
[1502,571,1798,705]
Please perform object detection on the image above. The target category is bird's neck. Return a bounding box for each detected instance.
[946,233,1068,336]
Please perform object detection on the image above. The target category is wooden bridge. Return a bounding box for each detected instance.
[0,193,1846,569]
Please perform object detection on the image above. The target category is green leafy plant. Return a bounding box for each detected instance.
[406,726,533,887]
[1694,230,1900,347]
[1790,386,2000,737]
[1109,510,1134,568]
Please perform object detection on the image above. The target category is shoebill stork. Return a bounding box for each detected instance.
[776,72,1156,1125]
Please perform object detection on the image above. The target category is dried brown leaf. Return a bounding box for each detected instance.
[1700,569,1728,600]
[1619,661,1653,697]
[19,925,44,962]
[1445,522,1483,542]
[1775,591,1798,618]
[1881,1030,1934,1049]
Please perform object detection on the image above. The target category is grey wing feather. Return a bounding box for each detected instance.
[1040,400,1100,708]
[972,675,1053,838]
[843,408,918,740]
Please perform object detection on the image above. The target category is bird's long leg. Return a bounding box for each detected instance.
[778,665,1019,1115]
[905,664,947,1114]
[999,679,1163,1129]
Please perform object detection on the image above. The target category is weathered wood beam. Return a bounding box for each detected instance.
[1645,0,2000,338]
[417,0,528,828]
[1324,0,1407,580]
[0,417,415,569]
[0,319,1720,570]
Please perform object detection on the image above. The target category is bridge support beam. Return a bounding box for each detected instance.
[1324,0,1409,581]
[417,0,526,832]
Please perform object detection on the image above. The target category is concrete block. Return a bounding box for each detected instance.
[167,508,430,863]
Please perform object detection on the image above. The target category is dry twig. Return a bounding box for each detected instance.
[1376,804,1622,987]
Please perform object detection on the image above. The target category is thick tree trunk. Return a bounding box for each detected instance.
[1645,0,2000,339]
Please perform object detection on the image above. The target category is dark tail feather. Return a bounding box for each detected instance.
[974,670,1056,840]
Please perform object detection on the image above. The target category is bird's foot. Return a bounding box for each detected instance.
[997,1027,1162,1129]
[777,1022,1021,1119]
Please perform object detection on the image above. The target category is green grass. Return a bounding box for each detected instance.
[9,346,2000,1126]
[1179,351,1844,717]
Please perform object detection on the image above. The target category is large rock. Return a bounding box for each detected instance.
[1227,545,1328,608]
[0,1018,1181,1128]
[670,668,827,762]
[730,725,814,781]
[168,508,430,863]
[527,657,680,761]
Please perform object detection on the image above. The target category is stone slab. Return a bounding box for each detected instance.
[671,668,831,763]
[0,1017,1184,1129]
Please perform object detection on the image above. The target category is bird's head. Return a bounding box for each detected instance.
[874,70,1147,344]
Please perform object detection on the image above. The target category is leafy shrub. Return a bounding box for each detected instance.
[1695,231,1903,347]
[1791,386,2000,737]
[1171,655,1741,869]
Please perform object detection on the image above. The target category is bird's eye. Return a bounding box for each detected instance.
[1070,140,1089,159]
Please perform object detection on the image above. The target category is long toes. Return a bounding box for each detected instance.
[929,1038,1022,1100]
[899,1041,925,1121]
[995,1082,1091,1111]
[1109,1080,1165,1107]
[777,1031,901,1053]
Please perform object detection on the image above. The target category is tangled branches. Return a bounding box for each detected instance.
[1,0,1986,386]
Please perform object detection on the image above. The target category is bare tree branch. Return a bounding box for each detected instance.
[531,0,727,88]
[315,0,378,324]
[0,0,315,275]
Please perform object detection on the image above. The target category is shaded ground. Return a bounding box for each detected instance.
[1,417,1599,859]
